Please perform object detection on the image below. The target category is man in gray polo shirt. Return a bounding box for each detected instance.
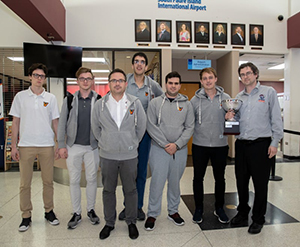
[227,62,283,234]
[57,67,101,229]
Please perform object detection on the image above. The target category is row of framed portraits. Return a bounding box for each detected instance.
[135,20,264,46]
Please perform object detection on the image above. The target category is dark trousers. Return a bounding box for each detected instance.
[235,138,273,225]
[192,144,229,211]
[136,131,151,209]
[100,157,138,227]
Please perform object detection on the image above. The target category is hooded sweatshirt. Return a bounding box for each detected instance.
[91,92,146,161]
[147,93,194,149]
[190,86,230,147]
[126,73,164,113]
[57,90,99,149]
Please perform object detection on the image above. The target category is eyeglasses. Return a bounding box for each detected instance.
[109,79,126,84]
[32,73,46,80]
[134,60,146,65]
[240,71,253,78]
[78,77,93,82]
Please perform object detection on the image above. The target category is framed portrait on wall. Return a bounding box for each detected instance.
[176,21,192,43]
[135,19,151,42]
[250,24,264,46]
[212,22,227,45]
[231,23,245,45]
[156,20,172,42]
[194,22,209,44]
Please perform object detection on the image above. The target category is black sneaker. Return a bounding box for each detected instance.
[214,208,229,223]
[118,208,126,221]
[168,213,185,226]
[19,217,31,232]
[144,217,156,231]
[45,210,60,225]
[230,213,248,226]
[68,213,82,229]
[137,208,145,221]
[87,209,100,225]
[192,209,203,224]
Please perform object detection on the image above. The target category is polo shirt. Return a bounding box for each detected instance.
[9,87,60,147]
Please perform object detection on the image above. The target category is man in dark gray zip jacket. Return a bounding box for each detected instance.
[190,67,231,224]
[92,68,146,240]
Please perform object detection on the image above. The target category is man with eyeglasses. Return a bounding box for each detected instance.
[144,71,194,231]
[57,67,101,229]
[92,68,146,240]
[226,62,283,234]
[119,52,163,221]
[9,63,60,232]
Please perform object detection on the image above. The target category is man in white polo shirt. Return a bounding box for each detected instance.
[9,63,60,232]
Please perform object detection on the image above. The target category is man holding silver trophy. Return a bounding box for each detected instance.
[190,67,231,224]
[226,62,283,234]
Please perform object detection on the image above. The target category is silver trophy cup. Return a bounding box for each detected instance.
[221,98,243,135]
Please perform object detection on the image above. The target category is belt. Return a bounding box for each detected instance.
[238,137,271,144]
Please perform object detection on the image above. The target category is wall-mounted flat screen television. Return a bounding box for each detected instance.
[23,42,82,78]
[187,59,211,70]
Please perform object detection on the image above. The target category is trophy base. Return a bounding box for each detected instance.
[224,122,240,135]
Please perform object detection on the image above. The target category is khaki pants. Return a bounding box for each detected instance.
[19,147,54,218]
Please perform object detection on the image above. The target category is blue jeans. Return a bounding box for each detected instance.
[136,131,151,209]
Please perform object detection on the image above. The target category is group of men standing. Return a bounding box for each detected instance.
[9,52,283,240]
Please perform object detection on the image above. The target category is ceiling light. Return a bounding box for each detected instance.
[82,57,105,63]
[279,78,284,81]
[8,57,24,61]
[95,77,108,80]
[95,81,108,84]
[268,63,285,70]
[239,61,248,66]
[92,70,110,73]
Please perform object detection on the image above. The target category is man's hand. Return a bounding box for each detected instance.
[164,143,177,155]
[225,110,235,121]
[58,148,68,159]
[268,146,277,159]
[11,146,20,161]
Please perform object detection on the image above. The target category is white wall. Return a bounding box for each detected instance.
[0,0,289,55]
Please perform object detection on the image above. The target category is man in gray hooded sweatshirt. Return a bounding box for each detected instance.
[144,71,194,231]
[190,67,231,224]
[92,68,146,240]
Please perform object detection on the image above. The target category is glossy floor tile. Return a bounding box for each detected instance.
[0,160,300,247]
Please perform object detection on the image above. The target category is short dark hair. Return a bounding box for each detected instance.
[132,52,148,66]
[199,67,217,80]
[165,71,181,84]
[28,63,48,76]
[238,62,259,79]
[108,68,127,81]
[75,67,94,79]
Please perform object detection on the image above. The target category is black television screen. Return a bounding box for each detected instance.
[23,42,82,78]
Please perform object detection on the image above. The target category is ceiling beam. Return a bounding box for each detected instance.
[1,0,65,42]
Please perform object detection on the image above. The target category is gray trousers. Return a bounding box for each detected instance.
[147,144,187,218]
[100,157,138,227]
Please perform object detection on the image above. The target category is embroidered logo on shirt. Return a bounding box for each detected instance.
[130,108,134,115]
[145,92,149,96]
[258,94,265,102]
[43,102,49,107]
[178,106,183,111]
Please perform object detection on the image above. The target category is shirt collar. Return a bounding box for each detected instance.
[28,87,46,97]
[78,91,93,99]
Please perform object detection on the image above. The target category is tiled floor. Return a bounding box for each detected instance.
[0,160,300,247]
